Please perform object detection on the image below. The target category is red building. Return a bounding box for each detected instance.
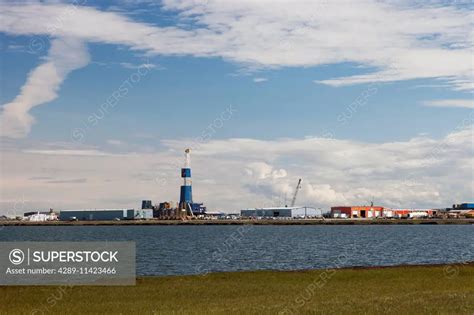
[331,206,384,218]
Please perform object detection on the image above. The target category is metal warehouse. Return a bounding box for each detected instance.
[59,209,152,221]
[241,207,295,218]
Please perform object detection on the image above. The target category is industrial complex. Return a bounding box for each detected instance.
[57,148,207,221]
[5,148,473,222]
[330,203,474,219]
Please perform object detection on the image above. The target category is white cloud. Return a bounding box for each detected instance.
[245,162,287,179]
[22,149,120,156]
[253,77,268,83]
[0,1,472,137]
[303,183,348,206]
[0,37,89,138]
[423,99,474,109]
[7,44,26,51]
[1,126,472,214]
[162,0,472,90]
[119,62,159,70]
[106,139,124,146]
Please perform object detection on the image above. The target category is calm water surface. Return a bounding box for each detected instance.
[1,225,472,276]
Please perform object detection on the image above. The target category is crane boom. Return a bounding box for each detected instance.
[290,179,302,207]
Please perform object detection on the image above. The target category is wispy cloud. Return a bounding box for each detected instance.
[119,62,160,70]
[106,139,125,146]
[253,77,268,83]
[46,178,87,184]
[1,2,471,81]
[0,37,89,138]
[6,44,26,52]
[423,99,474,109]
[22,149,118,156]
[28,176,53,181]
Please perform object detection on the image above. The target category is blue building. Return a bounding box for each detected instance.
[452,203,474,210]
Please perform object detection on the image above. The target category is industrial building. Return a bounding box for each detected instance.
[23,210,58,221]
[240,206,322,218]
[451,203,474,210]
[447,209,474,218]
[204,211,226,218]
[240,180,307,219]
[241,207,296,218]
[389,209,435,218]
[441,203,474,218]
[331,206,384,218]
[141,200,153,209]
[330,206,438,219]
[59,209,152,221]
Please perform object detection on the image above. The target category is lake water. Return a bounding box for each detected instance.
[1,225,472,276]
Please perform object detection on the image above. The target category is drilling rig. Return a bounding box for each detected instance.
[178,149,206,219]
[178,148,194,219]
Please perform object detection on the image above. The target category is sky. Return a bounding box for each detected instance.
[0,0,473,215]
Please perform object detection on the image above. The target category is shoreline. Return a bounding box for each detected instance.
[1,218,473,226]
[138,261,474,279]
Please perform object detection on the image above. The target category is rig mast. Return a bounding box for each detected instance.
[179,148,194,218]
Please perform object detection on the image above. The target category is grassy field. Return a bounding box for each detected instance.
[1,264,473,315]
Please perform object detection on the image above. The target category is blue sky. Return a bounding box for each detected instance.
[0,1,472,213]
[1,43,469,143]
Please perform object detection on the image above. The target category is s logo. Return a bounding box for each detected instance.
[9,249,25,265]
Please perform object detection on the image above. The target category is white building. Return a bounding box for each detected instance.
[24,211,58,221]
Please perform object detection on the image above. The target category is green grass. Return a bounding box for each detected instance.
[1,264,473,314]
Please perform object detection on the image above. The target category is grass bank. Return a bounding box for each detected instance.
[1,263,473,314]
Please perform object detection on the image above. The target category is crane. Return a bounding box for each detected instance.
[290,178,302,207]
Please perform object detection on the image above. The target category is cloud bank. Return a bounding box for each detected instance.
[423,99,474,109]
[1,125,472,214]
